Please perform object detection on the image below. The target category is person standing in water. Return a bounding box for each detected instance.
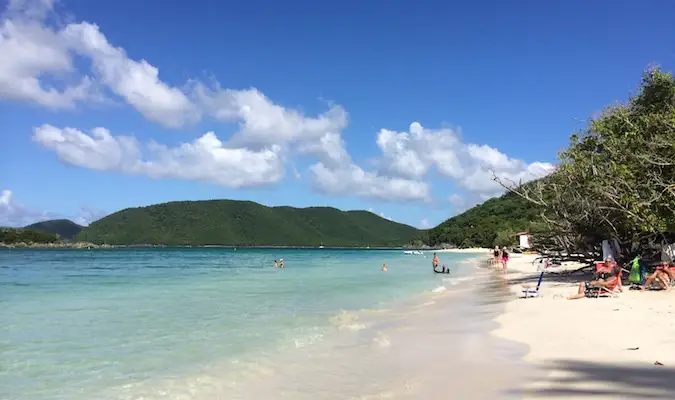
[279,259,284,268]
[381,263,388,272]
[493,246,501,266]
[432,252,449,273]
[501,249,510,273]
[273,260,278,268]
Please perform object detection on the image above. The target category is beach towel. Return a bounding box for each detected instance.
[661,241,675,262]
[602,239,621,262]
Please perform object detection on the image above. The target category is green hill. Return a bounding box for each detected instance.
[415,190,543,248]
[75,200,421,247]
[24,219,84,240]
[0,228,59,244]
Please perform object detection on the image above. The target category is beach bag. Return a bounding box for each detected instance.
[628,257,642,284]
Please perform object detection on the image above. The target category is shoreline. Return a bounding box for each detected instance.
[0,244,476,251]
[436,247,491,254]
[490,253,675,398]
[0,243,433,250]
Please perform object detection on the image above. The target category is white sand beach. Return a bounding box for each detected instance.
[491,253,675,399]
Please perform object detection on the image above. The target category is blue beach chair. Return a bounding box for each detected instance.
[521,271,544,298]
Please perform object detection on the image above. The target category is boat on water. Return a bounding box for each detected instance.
[403,250,424,255]
[319,242,324,249]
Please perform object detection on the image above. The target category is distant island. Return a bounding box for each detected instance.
[0,219,95,248]
[1,193,540,249]
[73,200,421,247]
[24,219,84,240]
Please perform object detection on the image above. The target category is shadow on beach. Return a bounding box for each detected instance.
[518,360,675,399]
[476,257,598,289]
[504,271,594,287]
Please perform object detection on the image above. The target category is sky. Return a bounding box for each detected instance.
[1,0,674,228]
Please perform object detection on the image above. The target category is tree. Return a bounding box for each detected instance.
[496,67,675,260]
[494,229,517,248]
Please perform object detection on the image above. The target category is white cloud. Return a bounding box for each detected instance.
[448,194,464,207]
[308,121,553,204]
[5,0,556,205]
[193,85,348,147]
[373,122,555,197]
[0,189,106,227]
[0,2,100,108]
[420,218,430,228]
[33,124,286,187]
[311,162,430,202]
[367,207,392,221]
[0,189,48,226]
[62,22,200,127]
[0,0,196,126]
[71,206,108,226]
[1,1,347,130]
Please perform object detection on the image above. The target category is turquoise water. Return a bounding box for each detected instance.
[0,248,483,400]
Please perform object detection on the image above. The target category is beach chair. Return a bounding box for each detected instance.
[521,271,544,298]
[589,261,622,297]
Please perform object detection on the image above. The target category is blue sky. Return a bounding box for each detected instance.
[1,0,674,228]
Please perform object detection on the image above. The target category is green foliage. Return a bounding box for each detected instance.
[415,190,542,248]
[494,229,518,248]
[503,67,675,256]
[0,228,59,244]
[75,200,421,247]
[24,219,83,240]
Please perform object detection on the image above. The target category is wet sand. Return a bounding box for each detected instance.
[198,264,531,399]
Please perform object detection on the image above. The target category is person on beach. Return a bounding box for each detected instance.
[381,263,388,272]
[432,252,439,269]
[493,246,501,265]
[568,264,621,299]
[501,248,510,272]
[279,259,284,268]
[273,260,278,268]
[642,260,674,291]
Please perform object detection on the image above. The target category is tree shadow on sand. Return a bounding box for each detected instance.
[510,359,675,398]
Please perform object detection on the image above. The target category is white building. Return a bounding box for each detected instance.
[517,232,532,249]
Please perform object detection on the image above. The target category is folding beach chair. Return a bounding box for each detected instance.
[589,261,622,297]
[521,271,544,298]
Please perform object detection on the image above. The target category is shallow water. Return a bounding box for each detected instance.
[0,248,526,399]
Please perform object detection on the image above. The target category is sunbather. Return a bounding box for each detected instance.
[568,265,621,300]
[642,260,674,291]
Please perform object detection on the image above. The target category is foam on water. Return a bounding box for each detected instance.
[0,248,527,399]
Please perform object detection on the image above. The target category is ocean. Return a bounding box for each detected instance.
[0,248,528,399]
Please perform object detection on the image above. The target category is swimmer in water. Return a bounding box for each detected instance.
[273,260,278,268]
[381,263,388,272]
[432,253,449,273]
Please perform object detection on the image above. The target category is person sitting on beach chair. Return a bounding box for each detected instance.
[642,260,674,291]
[567,262,621,300]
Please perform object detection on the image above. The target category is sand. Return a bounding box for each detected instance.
[490,253,675,399]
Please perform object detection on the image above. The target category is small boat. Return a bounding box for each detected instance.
[319,242,324,249]
[403,250,424,255]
